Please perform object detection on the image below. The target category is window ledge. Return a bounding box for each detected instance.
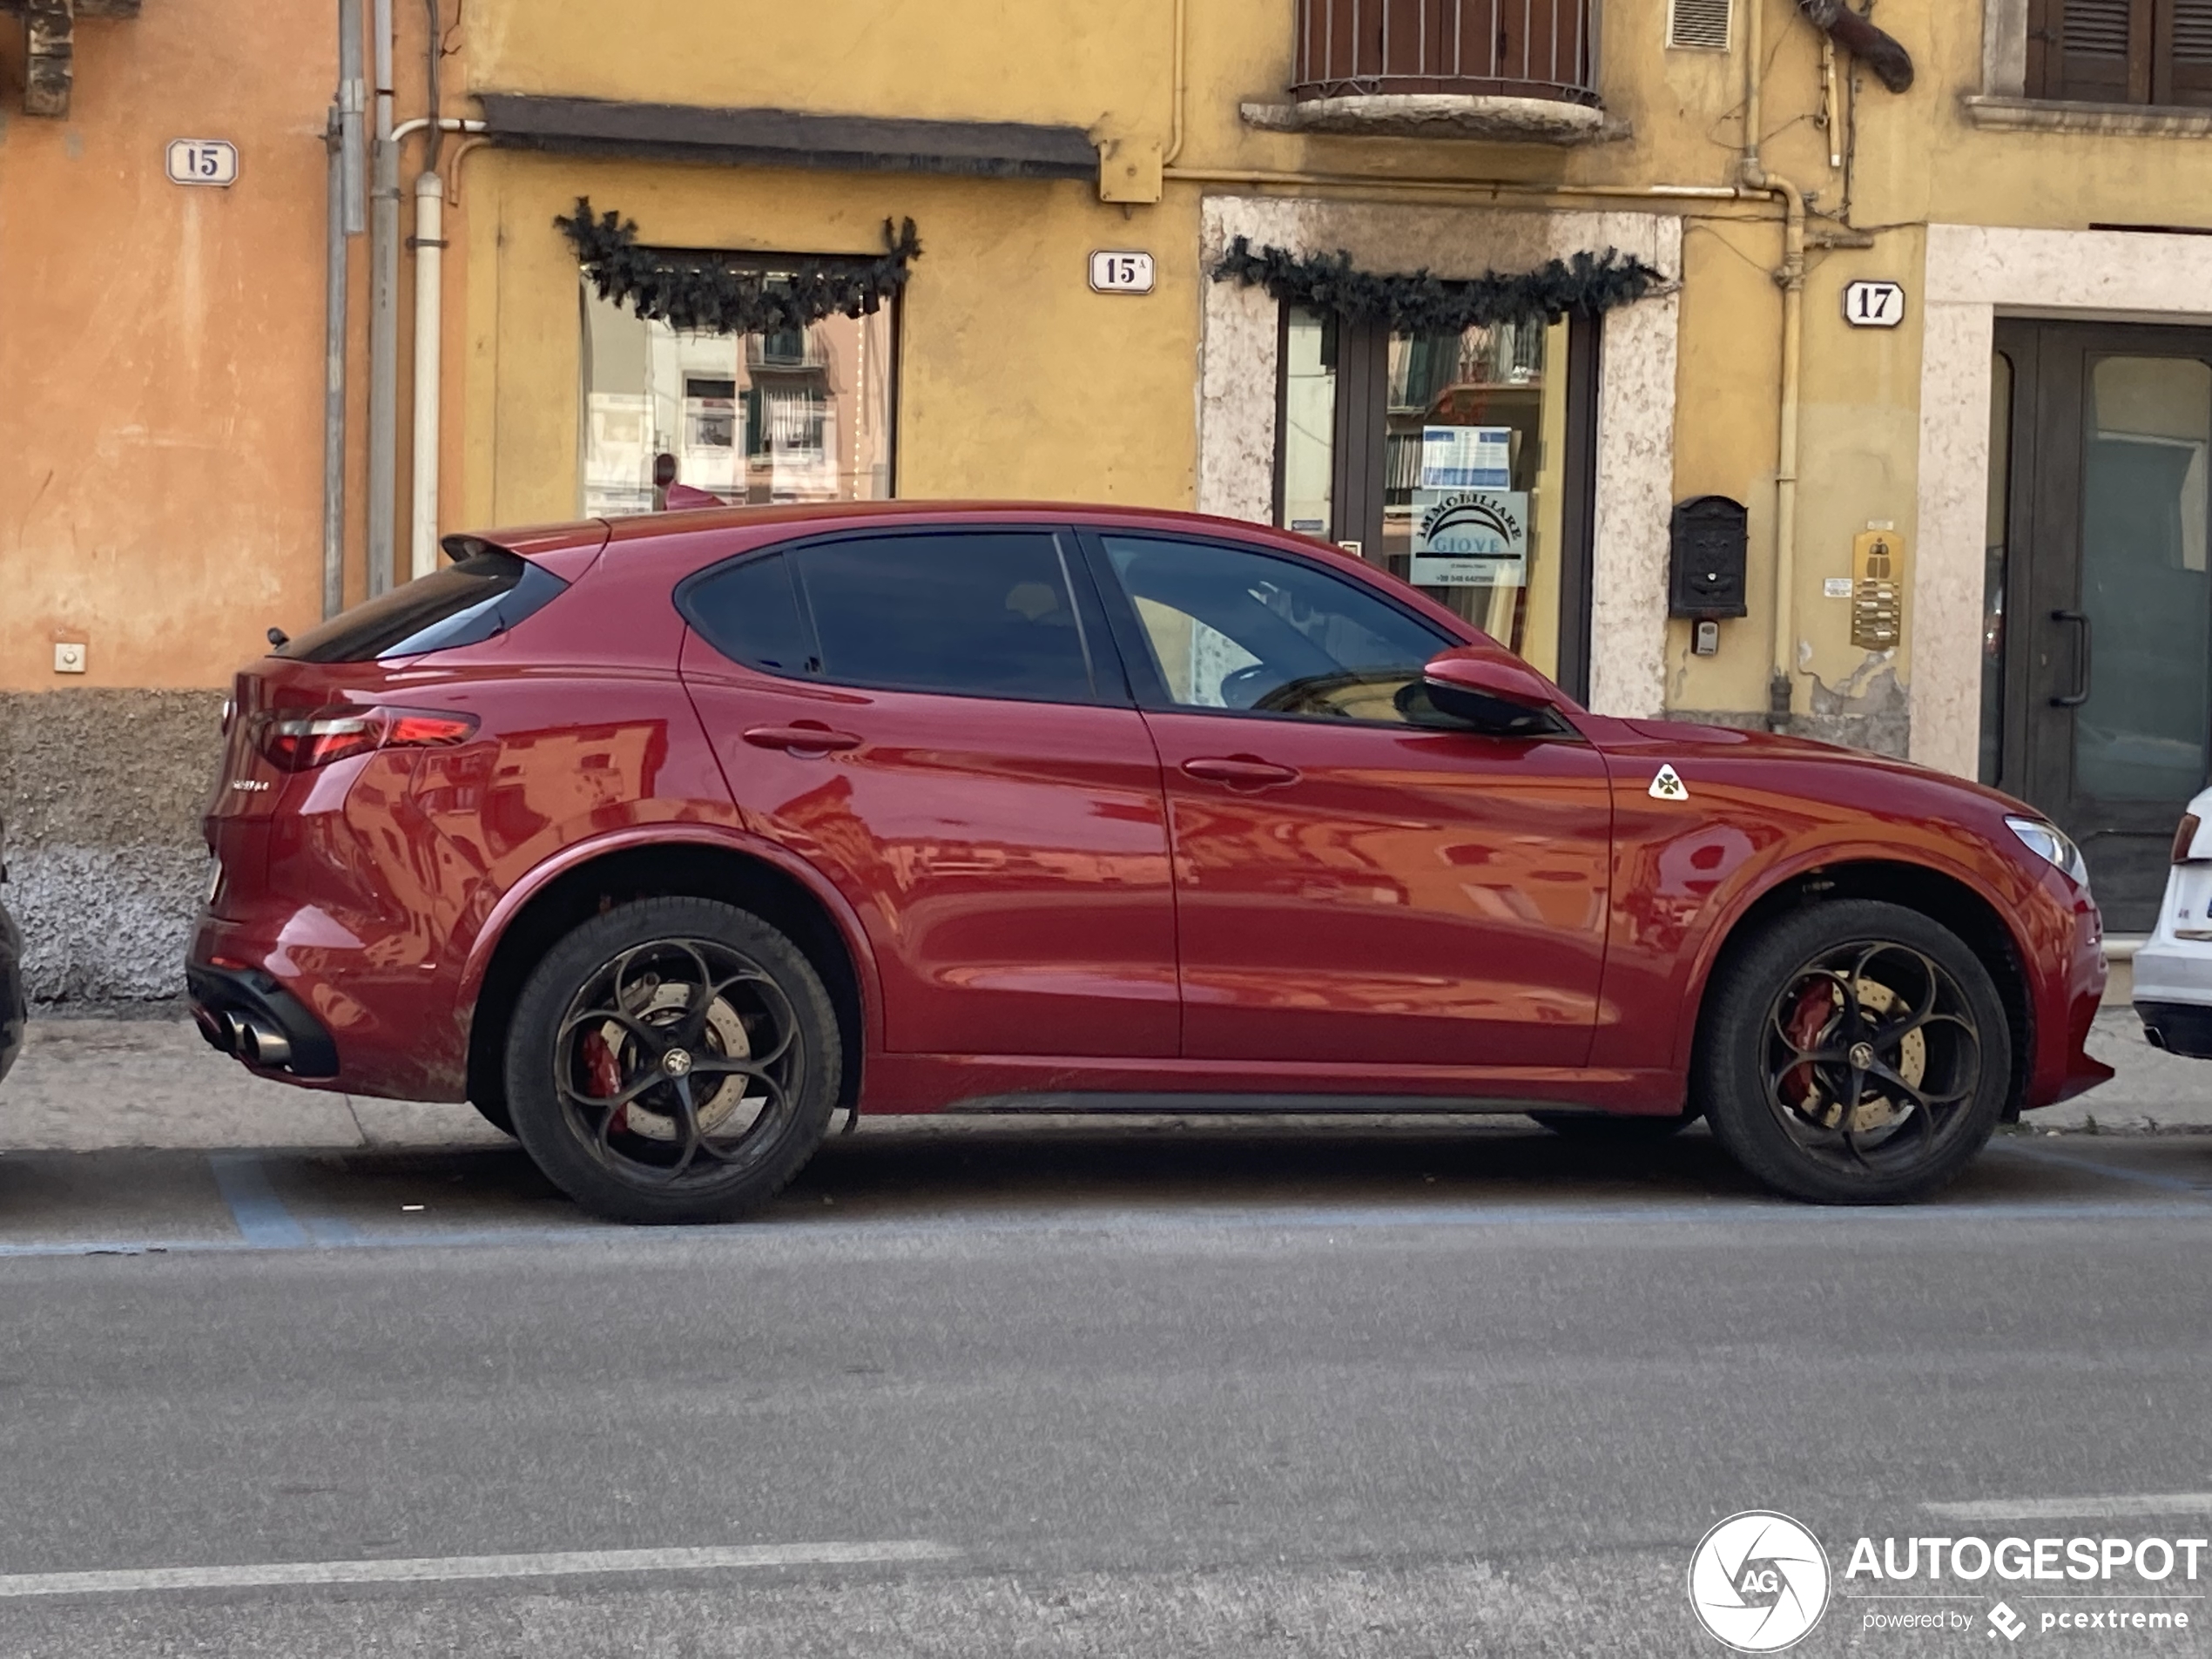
[1960,94,2212,136]
[1243,94,1627,146]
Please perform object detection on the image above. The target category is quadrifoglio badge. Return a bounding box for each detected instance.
[1689,1513,2207,1649]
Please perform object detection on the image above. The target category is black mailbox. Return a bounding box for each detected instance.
[1668,495,1749,619]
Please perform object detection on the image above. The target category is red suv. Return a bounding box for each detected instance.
[192,504,2111,1220]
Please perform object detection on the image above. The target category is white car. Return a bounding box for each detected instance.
[2134,786,2212,1060]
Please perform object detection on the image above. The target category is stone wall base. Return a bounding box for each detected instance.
[0,690,224,1001]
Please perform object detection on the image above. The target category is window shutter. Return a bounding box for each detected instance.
[1666,0,1731,51]
[2054,0,2138,99]
[2168,0,2212,105]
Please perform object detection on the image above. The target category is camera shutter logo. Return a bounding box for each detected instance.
[1687,1511,1831,1651]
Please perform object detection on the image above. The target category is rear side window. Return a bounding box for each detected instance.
[682,554,813,676]
[798,534,1096,702]
[687,531,1101,704]
[275,551,568,663]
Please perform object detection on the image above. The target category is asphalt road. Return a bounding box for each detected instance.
[3,1119,2211,1656]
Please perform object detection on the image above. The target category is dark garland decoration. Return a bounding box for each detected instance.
[554,196,921,334]
[1211,237,1665,333]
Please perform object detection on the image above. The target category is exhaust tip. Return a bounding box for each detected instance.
[237,1018,292,1069]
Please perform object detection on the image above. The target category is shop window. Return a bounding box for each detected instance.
[581,276,894,516]
[2027,0,2212,106]
[1271,305,1593,691]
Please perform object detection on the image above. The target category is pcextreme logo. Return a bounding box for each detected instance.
[1688,1511,1831,1651]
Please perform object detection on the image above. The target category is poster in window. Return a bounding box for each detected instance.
[1419,426,1513,490]
[1410,489,1528,587]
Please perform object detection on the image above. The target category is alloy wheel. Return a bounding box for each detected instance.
[553,937,804,1188]
[1760,939,1984,1177]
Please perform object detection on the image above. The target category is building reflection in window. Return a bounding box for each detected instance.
[580,281,894,516]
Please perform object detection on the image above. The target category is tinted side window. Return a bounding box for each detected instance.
[1100,535,1449,723]
[793,533,1097,703]
[682,553,813,675]
[277,551,567,663]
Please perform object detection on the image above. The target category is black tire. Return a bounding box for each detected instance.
[1530,1109,1698,1142]
[504,896,841,1224]
[1695,899,2012,1204]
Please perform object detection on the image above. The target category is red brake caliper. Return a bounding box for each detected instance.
[1778,981,1836,1112]
[583,1028,629,1134]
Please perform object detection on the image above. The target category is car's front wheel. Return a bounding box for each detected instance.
[504,897,841,1224]
[1695,900,2012,1204]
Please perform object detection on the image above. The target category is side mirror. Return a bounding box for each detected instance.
[1406,647,1575,738]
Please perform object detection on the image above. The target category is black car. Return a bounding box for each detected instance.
[0,835,22,1086]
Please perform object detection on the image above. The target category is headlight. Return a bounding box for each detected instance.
[2006,815,2088,886]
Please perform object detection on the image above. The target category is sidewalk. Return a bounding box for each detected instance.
[2,999,2204,1152]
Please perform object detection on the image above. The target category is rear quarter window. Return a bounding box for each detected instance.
[275,551,568,663]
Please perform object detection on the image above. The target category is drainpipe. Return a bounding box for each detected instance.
[408,169,445,582]
[1163,0,1187,168]
[324,0,366,619]
[1740,0,1811,734]
[367,0,397,596]
[403,126,487,580]
[394,115,485,582]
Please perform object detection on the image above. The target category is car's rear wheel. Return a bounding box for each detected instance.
[504,897,840,1224]
[1695,900,2011,1204]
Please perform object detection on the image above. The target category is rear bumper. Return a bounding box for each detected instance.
[2137,1000,2212,1061]
[185,961,340,1078]
[189,908,470,1099]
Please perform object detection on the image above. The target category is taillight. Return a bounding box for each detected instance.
[2175,813,2204,865]
[251,706,478,772]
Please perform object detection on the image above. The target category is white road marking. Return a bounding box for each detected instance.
[1924,1495,2212,1522]
[0,1541,958,1599]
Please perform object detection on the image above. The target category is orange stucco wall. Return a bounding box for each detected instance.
[0,0,443,692]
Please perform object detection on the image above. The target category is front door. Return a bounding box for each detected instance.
[1082,529,1612,1069]
[1990,321,2212,928]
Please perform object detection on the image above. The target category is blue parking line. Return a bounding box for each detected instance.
[1992,1140,2212,1198]
[205,1153,311,1248]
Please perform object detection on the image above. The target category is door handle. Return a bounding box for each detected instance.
[741,723,862,754]
[1181,755,1301,789]
[2049,610,2092,708]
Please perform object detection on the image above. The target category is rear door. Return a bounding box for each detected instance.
[678,527,1179,1058]
[1082,529,1613,1069]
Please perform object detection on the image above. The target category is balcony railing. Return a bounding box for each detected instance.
[1292,0,1599,106]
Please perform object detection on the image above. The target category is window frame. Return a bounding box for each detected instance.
[1071,526,1467,727]
[675,525,1131,709]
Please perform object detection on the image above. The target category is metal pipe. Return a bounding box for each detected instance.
[1163,0,1188,166]
[408,169,444,580]
[1162,165,1753,203]
[338,0,365,234]
[368,0,397,596]
[321,106,347,619]
[1737,0,1811,732]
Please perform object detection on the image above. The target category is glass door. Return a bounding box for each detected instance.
[1271,305,1599,698]
[1988,321,2212,928]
